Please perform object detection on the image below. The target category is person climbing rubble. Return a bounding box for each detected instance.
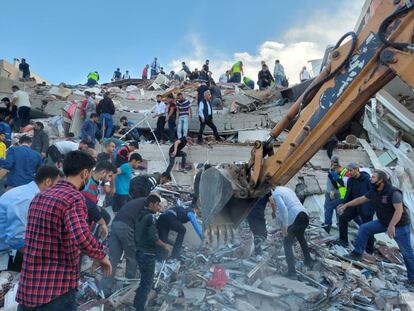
[165,137,188,175]
[133,194,171,311]
[157,204,204,259]
[340,170,414,286]
[129,172,171,199]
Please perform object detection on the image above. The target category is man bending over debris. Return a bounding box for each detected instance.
[272,186,314,279]
[134,194,171,311]
[157,204,204,259]
[130,172,171,199]
[166,136,188,174]
[16,151,112,310]
[340,170,414,286]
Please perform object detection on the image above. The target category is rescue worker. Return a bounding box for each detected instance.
[86,71,100,86]
[157,205,203,259]
[229,61,243,83]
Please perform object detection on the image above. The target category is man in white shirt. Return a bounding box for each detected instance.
[299,66,311,82]
[272,186,313,278]
[11,85,31,130]
[151,95,167,142]
[122,70,131,79]
[46,136,89,166]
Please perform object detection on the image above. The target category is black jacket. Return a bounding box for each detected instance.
[258,69,274,82]
[97,98,115,115]
[32,129,49,154]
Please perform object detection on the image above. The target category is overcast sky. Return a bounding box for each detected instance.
[1,0,364,85]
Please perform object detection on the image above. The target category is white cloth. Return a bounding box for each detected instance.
[272,186,307,227]
[152,101,167,116]
[55,140,79,154]
[123,74,130,79]
[12,90,31,108]
[219,74,228,83]
[300,69,311,80]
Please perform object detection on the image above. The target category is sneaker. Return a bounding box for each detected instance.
[345,251,363,261]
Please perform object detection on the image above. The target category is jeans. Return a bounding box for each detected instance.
[155,116,166,141]
[16,106,31,129]
[168,118,176,142]
[166,151,187,174]
[258,79,270,90]
[231,72,241,83]
[18,289,76,311]
[275,74,284,86]
[86,78,98,86]
[246,80,255,89]
[101,221,137,294]
[198,116,220,143]
[99,113,113,138]
[157,213,187,258]
[134,250,156,311]
[150,69,157,78]
[354,221,414,280]
[283,212,312,272]
[177,115,189,139]
[339,204,375,252]
[324,195,342,226]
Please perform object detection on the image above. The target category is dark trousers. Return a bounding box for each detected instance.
[168,118,176,142]
[155,116,166,141]
[283,212,312,272]
[198,116,220,143]
[231,72,241,83]
[18,289,76,311]
[112,194,130,212]
[166,151,187,174]
[339,205,375,253]
[157,213,187,258]
[46,145,63,164]
[134,250,156,311]
[101,221,137,294]
[247,216,267,255]
[7,250,24,272]
[16,106,31,129]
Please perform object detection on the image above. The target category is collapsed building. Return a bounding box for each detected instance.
[1,0,414,310]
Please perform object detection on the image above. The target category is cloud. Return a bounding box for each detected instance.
[168,0,364,85]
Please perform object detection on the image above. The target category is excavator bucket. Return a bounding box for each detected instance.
[199,166,258,230]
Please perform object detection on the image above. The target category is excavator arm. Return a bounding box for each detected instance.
[200,0,414,233]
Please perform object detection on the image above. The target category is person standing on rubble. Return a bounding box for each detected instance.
[112,68,122,81]
[197,90,222,144]
[229,61,243,83]
[299,66,311,82]
[182,62,191,75]
[19,58,30,81]
[142,64,149,79]
[176,92,192,139]
[150,57,159,78]
[81,113,100,148]
[157,204,204,259]
[258,64,275,90]
[113,152,142,212]
[165,137,188,174]
[322,157,349,233]
[166,94,177,143]
[31,121,49,158]
[341,170,414,286]
[123,70,131,79]
[336,163,374,252]
[134,194,172,311]
[97,92,116,138]
[152,94,167,143]
[272,186,314,279]
[273,59,285,87]
[85,92,97,120]
[11,85,31,130]
[16,151,112,310]
[247,192,276,258]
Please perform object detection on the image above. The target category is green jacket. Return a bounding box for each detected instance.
[134,209,159,254]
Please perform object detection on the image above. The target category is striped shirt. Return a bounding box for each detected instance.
[176,99,191,117]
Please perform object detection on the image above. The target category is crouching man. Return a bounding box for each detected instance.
[134,194,171,311]
[272,186,313,279]
[340,170,414,286]
[157,205,204,259]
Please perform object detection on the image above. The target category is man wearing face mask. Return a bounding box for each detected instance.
[16,151,112,310]
[340,170,414,286]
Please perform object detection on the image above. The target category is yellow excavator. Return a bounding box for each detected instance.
[199,0,414,240]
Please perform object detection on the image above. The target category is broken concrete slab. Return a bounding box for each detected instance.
[182,287,206,304]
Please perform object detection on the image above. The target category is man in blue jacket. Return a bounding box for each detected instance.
[157,205,203,259]
[81,113,99,148]
[0,135,42,189]
[337,163,375,252]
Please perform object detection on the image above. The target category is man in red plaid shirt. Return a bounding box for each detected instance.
[16,151,112,311]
